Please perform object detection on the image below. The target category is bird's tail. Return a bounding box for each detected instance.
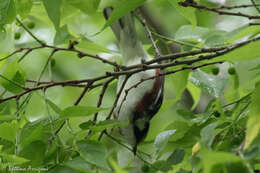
[103,7,138,48]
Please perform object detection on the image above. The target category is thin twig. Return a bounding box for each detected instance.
[1,19,122,69]
[48,82,93,143]
[123,61,223,99]
[98,75,131,141]
[74,82,93,106]
[249,22,260,25]
[124,34,260,70]
[250,0,260,14]
[1,33,260,103]
[216,4,260,10]
[0,77,107,103]
[86,77,116,139]
[26,79,104,88]
[136,10,161,58]
[104,131,153,167]
[45,44,122,70]
[222,93,252,108]
[37,49,57,83]
[0,48,24,61]
[16,17,46,45]
[179,2,260,19]
[151,31,201,49]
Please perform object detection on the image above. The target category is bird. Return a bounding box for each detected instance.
[103,7,164,154]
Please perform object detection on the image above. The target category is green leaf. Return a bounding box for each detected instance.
[77,140,110,170]
[166,120,192,142]
[60,106,107,119]
[217,39,260,62]
[15,0,32,18]
[64,156,92,173]
[0,121,18,142]
[175,25,209,42]
[167,148,185,165]
[46,99,63,115]
[168,0,197,28]
[43,0,61,29]
[20,123,44,149]
[176,169,190,173]
[0,61,26,94]
[190,70,228,98]
[109,159,128,173]
[75,39,111,54]
[204,32,226,47]
[200,122,218,147]
[54,25,72,45]
[0,0,16,25]
[250,64,260,71]
[227,25,260,43]
[176,109,195,120]
[65,0,100,15]
[171,69,190,101]
[154,130,176,152]
[87,120,128,132]
[0,153,29,166]
[152,160,172,172]
[202,150,247,173]
[19,141,46,167]
[187,81,201,110]
[0,52,7,70]
[245,84,260,149]
[79,120,95,130]
[101,0,146,32]
[0,115,16,121]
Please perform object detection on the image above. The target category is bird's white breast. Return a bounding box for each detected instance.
[114,58,156,146]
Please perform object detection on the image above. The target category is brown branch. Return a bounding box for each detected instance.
[48,120,66,143]
[0,75,112,103]
[0,48,23,62]
[45,45,122,70]
[125,46,227,70]
[2,19,122,69]
[0,46,44,62]
[249,22,260,25]
[98,75,131,141]
[74,83,93,106]
[26,79,90,88]
[86,77,116,139]
[125,33,260,70]
[1,43,121,69]
[48,82,93,143]
[122,61,223,101]
[216,4,260,10]
[93,77,116,121]
[179,2,260,19]
[1,34,260,104]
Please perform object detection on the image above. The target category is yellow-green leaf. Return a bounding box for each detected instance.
[245,84,260,149]
[60,106,107,119]
[168,0,197,28]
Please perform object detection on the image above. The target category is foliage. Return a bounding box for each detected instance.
[0,0,260,173]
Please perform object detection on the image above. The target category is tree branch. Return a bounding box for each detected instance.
[179,2,260,19]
